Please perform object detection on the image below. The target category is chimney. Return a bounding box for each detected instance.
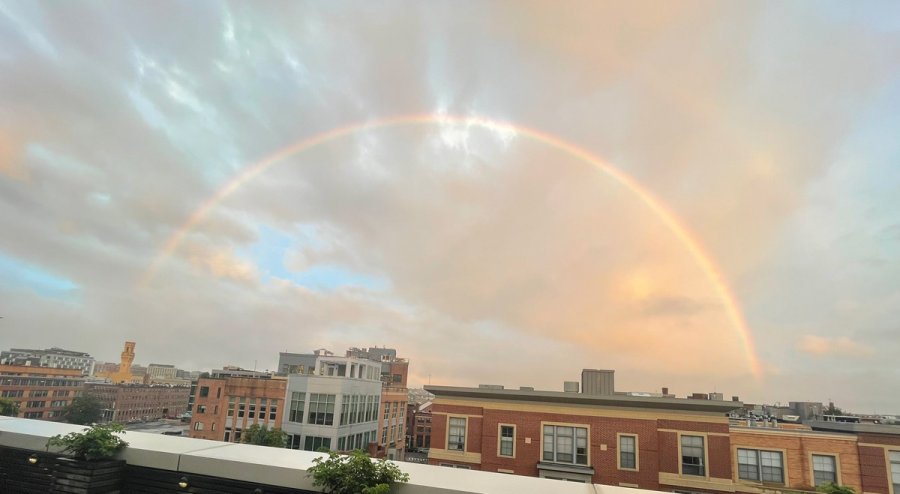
[662,387,669,396]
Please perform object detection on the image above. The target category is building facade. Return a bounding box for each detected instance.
[188,376,287,443]
[1,347,96,376]
[346,347,410,460]
[407,401,433,451]
[86,383,190,423]
[0,364,84,421]
[281,355,383,453]
[426,384,739,488]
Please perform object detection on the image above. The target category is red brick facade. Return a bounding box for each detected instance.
[0,365,84,421]
[188,376,287,442]
[426,386,900,494]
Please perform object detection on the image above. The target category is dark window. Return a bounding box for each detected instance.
[620,435,637,469]
[812,455,837,486]
[499,425,515,457]
[681,435,705,476]
[199,387,209,398]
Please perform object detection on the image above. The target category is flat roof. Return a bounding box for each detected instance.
[425,385,742,413]
[808,420,900,436]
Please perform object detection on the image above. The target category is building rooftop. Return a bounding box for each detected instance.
[807,420,900,436]
[425,385,743,414]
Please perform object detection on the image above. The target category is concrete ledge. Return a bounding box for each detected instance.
[0,418,657,494]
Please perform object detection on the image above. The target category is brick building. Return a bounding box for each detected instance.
[0,364,84,421]
[188,376,287,443]
[86,383,190,423]
[407,401,433,451]
[730,424,862,493]
[425,384,740,487]
[809,421,900,494]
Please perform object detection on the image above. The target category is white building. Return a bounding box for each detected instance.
[0,347,96,376]
[282,355,383,452]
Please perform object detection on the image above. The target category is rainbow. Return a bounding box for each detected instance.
[140,113,762,378]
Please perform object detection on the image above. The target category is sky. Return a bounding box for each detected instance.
[1,1,899,413]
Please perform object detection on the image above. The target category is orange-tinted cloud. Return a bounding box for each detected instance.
[796,335,874,358]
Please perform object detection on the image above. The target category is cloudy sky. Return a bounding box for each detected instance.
[1,1,899,412]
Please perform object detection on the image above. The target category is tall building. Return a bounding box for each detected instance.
[346,347,410,460]
[1,347,96,376]
[281,354,383,453]
[95,341,141,384]
[188,375,287,443]
[86,383,190,423]
[0,364,85,421]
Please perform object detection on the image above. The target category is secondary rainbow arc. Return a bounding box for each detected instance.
[140,113,762,379]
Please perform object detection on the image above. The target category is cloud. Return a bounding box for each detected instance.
[796,335,874,358]
[0,1,898,412]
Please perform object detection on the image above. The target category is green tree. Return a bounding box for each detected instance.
[241,423,288,447]
[0,397,19,417]
[817,482,855,494]
[308,450,409,494]
[64,395,103,425]
[47,423,128,461]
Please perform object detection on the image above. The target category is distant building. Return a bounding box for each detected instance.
[346,347,410,460]
[1,347,96,376]
[0,364,85,421]
[281,354,383,453]
[790,401,824,422]
[94,342,141,384]
[188,376,287,443]
[86,383,190,423]
[145,363,190,386]
[406,401,432,451]
[211,367,273,379]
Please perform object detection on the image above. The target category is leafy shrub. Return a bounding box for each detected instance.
[241,423,288,447]
[46,423,128,461]
[308,450,409,494]
[817,483,855,494]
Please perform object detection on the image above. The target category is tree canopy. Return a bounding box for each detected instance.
[64,395,104,425]
[308,450,409,494]
[241,424,288,448]
[0,397,19,417]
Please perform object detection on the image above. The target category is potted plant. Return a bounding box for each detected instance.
[308,450,410,494]
[46,423,128,493]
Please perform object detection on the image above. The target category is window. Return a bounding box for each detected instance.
[448,417,466,451]
[341,395,349,425]
[737,449,783,483]
[812,454,837,487]
[681,435,705,476]
[227,397,235,417]
[248,401,256,419]
[197,405,206,414]
[26,400,45,408]
[304,436,332,452]
[31,390,48,397]
[24,411,43,419]
[543,425,588,465]
[889,451,900,494]
[308,393,336,425]
[238,397,245,418]
[269,399,277,420]
[619,435,637,470]
[194,422,204,431]
[289,392,305,423]
[499,425,515,457]
[211,422,217,431]
[199,386,209,397]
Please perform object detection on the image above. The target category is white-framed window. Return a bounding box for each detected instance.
[193,422,204,431]
[448,417,466,451]
[888,451,899,494]
[681,435,705,476]
[812,454,837,486]
[499,424,515,457]
[619,434,637,470]
[542,424,588,465]
[737,448,784,483]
